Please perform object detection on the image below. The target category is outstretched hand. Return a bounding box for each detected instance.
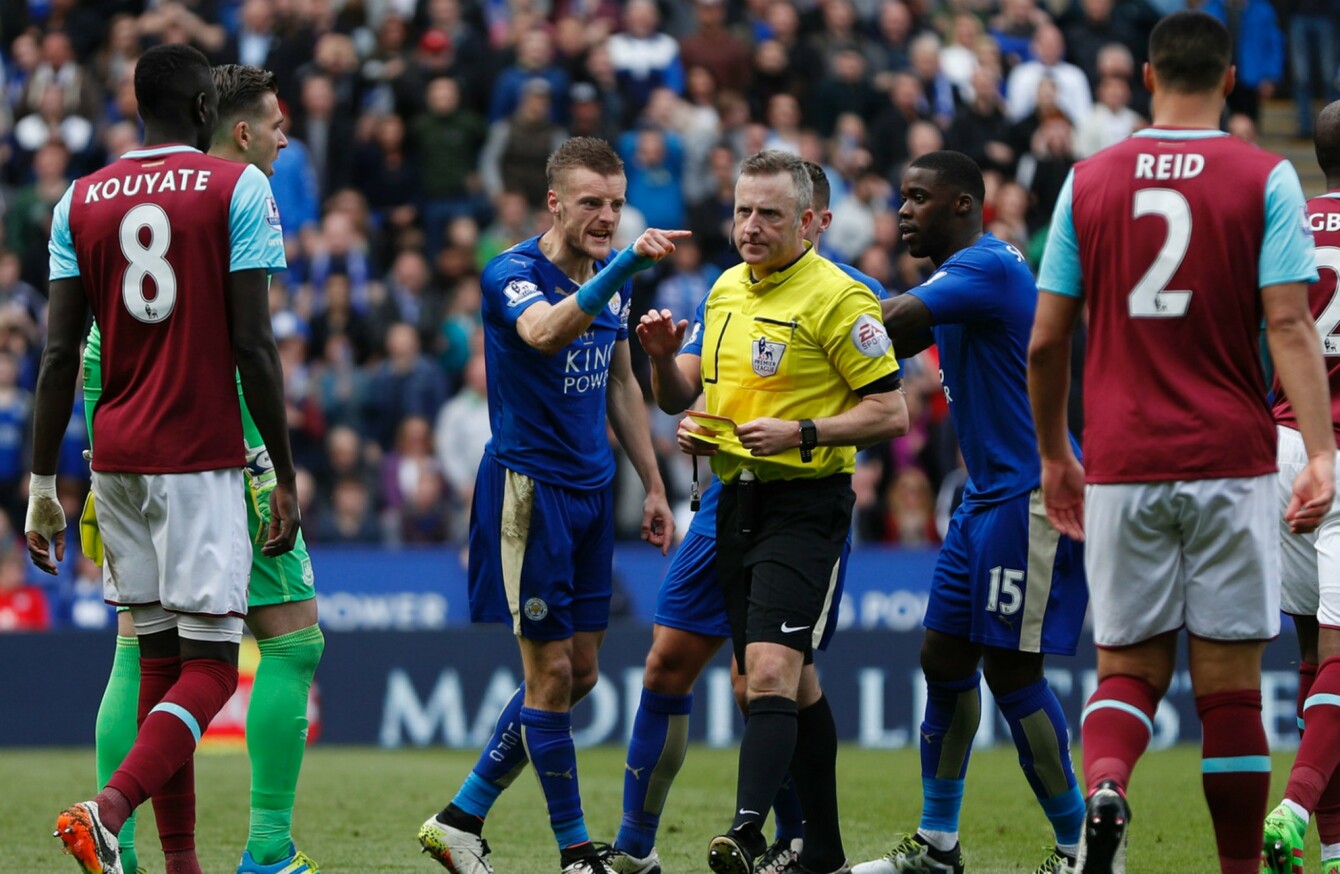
[636,309,689,359]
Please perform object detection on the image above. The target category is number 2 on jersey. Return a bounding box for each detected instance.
[120,203,177,324]
[1129,188,1192,318]
[1313,246,1340,356]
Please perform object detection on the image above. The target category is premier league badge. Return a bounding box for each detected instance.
[751,336,786,376]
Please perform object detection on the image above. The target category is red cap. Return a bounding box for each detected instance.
[419,29,450,53]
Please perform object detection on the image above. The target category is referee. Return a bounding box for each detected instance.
[681,150,908,874]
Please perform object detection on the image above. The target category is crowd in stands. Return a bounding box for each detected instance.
[0,0,1334,629]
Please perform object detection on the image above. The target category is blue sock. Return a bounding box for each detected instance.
[996,677,1083,847]
[451,685,528,819]
[772,774,804,844]
[615,689,692,857]
[521,706,588,851]
[919,672,981,836]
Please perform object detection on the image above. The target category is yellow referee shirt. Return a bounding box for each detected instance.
[702,246,900,483]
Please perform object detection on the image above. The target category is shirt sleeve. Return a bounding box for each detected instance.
[485,258,547,330]
[1260,160,1320,287]
[678,292,709,357]
[837,263,889,300]
[229,164,288,274]
[1036,170,1083,298]
[908,250,1002,324]
[47,183,78,280]
[818,284,901,392]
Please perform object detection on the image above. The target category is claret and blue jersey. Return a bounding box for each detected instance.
[479,235,634,492]
[908,232,1079,506]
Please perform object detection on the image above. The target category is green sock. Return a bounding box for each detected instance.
[247,624,325,864]
[95,635,140,872]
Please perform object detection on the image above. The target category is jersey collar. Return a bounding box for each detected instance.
[120,144,203,160]
[745,242,814,292]
[1132,127,1229,141]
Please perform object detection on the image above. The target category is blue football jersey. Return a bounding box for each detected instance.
[678,259,885,536]
[480,236,633,491]
[909,233,1078,505]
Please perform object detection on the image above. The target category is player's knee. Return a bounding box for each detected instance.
[570,662,599,703]
[982,651,1045,695]
[920,634,978,683]
[642,645,698,695]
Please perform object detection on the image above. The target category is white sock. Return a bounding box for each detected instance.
[1057,842,1080,859]
[1321,840,1340,861]
[916,829,958,852]
[1283,798,1311,822]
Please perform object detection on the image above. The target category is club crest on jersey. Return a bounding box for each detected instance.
[504,280,542,307]
[751,336,786,376]
[850,313,892,358]
[264,196,282,229]
[523,597,549,622]
[608,291,622,315]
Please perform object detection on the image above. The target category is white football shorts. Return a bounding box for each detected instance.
[1085,474,1279,646]
[94,468,250,621]
[1276,425,1340,626]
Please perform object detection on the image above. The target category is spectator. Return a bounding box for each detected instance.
[19,29,100,122]
[908,32,959,129]
[989,0,1050,70]
[219,0,279,69]
[827,169,892,264]
[310,272,379,366]
[0,551,49,631]
[871,0,917,81]
[947,66,1016,176]
[396,27,483,120]
[1063,0,1145,88]
[939,13,984,100]
[806,0,878,76]
[678,0,751,97]
[378,414,448,534]
[762,0,824,93]
[0,249,46,326]
[651,236,715,320]
[0,351,31,530]
[359,12,412,116]
[6,140,71,288]
[687,142,743,270]
[1006,24,1093,125]
[411,76,487,257]
[305,209,376,311]
[810,47,881,138]
[1075,74,1143,158]
[355,112,420,244]
[607,0,685,125]
[885,467,940,547]
[869,72,930,179]
[434,344,489,532]
[435,272,481,383]
[269,108,321,244]
[488,27,570,124]
[316,476,382,543]
[367,323,449,449]
[621,125,685,231]
[292,72,356,199]
[385,249,445,348]
[1202,0,1283,123]
[567,80,620,143]
[1283,0,1338,139]
[1228,111,1259,144]
[477,191,537,265]
[275,311,326,472]
[93,14,142,90]
[1018,115,1077,235]
[13,82,94,169]
[479,77,566,208]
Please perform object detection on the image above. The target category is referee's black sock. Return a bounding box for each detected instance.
[732,695,798,839]
[790,694,845,872]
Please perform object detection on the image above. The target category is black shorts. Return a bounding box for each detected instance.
[716,473,854,669]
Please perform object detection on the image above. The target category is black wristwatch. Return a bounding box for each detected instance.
[799,419,818,463]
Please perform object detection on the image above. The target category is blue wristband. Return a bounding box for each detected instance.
[576,246,655,315]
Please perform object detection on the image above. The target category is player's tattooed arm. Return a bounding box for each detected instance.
[880,293,935,357]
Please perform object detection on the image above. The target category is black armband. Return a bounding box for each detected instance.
[854,373,903,396]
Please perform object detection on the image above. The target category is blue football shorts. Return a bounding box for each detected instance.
[923,489,1087,655]
[468,454,614,640]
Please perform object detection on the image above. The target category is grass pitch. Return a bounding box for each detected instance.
[0,744,1312,872]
